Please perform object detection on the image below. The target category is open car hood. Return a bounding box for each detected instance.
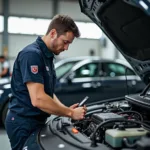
[79,0,150,84]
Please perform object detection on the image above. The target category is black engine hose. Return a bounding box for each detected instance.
[122,137,137,148]
[118,111,143,122]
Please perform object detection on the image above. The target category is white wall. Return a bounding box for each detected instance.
[101,38,116,59]
[7,35,117,61]
[59,38,101,59]
[9,34,119,60]
[9,34,37,57]
[8,34,37,71]
[8,34,100,58]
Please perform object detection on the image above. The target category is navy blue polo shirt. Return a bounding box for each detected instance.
[9,37,56,119]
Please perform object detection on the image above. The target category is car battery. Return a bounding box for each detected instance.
[91,113,124,127]
[105,128,148,148]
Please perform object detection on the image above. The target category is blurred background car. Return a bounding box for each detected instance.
[0,56,146,124]
[55,57,145,106]
[0,78,11,124]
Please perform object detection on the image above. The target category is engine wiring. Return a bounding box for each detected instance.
[117,110,144,122]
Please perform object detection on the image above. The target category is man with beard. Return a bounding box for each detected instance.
[5,14,86,150]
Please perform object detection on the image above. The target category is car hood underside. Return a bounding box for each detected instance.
[79,0,150,84]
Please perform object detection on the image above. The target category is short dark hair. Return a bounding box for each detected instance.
[46,14,80,38]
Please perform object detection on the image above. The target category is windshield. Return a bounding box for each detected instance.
[55,61,78,78]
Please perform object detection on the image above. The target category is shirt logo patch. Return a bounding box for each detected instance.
[46,66,49,71]
[31,65,38,74]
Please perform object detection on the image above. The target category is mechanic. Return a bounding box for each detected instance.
[0,55,10,78]
[5,14,87,150]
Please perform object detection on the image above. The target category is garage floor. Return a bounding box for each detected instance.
[0,126,11,150]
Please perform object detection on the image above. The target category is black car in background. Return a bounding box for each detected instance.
[0,56,146,124]
[55,57,145,106]
[0,78,11,124]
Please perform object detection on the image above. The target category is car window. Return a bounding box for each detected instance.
[102,62,135,77]
[74,63,99,78]
[56,61,78,78]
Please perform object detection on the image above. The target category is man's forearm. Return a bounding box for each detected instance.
[53,94,65,107]
[35,93,73,117]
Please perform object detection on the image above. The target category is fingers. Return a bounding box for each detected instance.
[80,115,84,120]
[75,103,79,106]
[70,103,79,109]
[83,105,87,113]
[81,106,86,119]
[72,106,87,120]
[78,107,86,120]
[72,103,79,108]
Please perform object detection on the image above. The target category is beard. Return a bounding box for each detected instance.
[50,39,58,55]
[51,39,64,55]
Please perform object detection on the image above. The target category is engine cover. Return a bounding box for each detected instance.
[91,112,124,125]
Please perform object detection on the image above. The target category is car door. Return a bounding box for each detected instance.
[55,61,103,106]
[100,62,139,99]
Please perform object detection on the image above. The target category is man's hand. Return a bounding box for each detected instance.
[70,103,79,109]
[71,107,86,120]
[83,105,87,114]
[70,103,87,120]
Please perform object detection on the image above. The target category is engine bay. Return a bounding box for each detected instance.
[73,99,150,150]
[41,96,150,150]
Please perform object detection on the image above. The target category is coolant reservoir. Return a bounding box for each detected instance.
[105,128,148,148]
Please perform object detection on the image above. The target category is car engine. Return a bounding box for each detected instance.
[40,94,150,150]
[71,98,150,150]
